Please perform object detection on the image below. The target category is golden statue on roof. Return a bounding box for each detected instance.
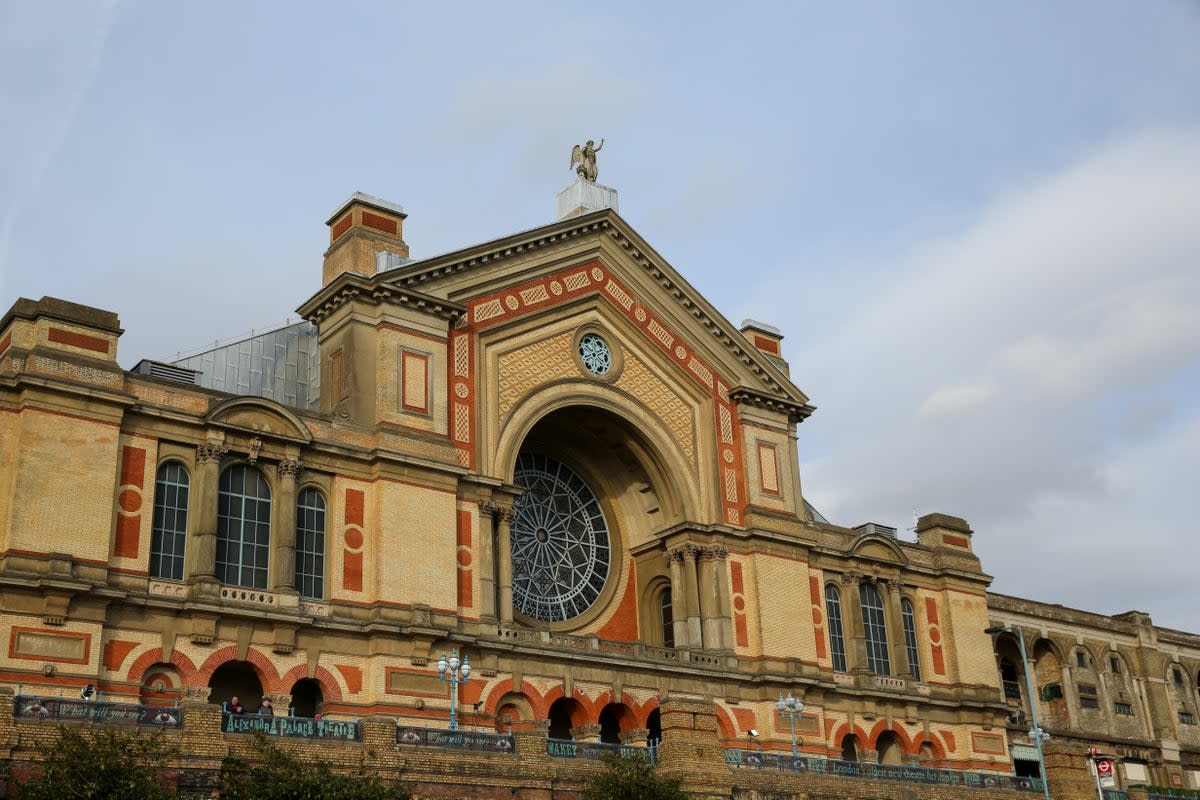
[570,138,604,183]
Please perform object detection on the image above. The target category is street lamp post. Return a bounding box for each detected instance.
[986,624,1052,800]
[775,693,804,760]
[436,650,471,731]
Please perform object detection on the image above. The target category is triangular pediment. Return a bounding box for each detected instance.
[370,209,811,415]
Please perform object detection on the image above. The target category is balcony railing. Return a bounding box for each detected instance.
[724,749,1043,793]
[13,694,183,727]
[221,711,359,741]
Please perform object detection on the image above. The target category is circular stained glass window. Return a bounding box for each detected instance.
[511,453,611,622]
[578,333,611,376]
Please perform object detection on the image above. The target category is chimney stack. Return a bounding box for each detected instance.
[323,193,409,286]
[739,319,789,377]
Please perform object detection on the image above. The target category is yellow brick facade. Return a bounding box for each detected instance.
[0,204,1196,799]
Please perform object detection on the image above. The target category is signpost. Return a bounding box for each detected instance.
[1087,747,1117,800]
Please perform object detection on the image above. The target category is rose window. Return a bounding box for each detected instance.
[578,333,612,376]
[511,452,611,622]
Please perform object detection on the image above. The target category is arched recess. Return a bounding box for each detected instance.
[876,731,904,765]
[139,663,181,707]
[277,664,346,704]
[493,691,536,733]
[548,697,585,740]
[496,384,699,529]
[599,702,634,743]
[912,731,947,765]
[868,720,914,754]
[497,401,703,633]
[1031,638,1067,728]
[198,646,281,694]
[841,733,860,762]
[125,648,200,687]
[639,576,675,647]
[209,661,264,710]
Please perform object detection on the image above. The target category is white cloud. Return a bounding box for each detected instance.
[768,127,1200,629]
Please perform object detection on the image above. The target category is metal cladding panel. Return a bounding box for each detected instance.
[173,322,320,410]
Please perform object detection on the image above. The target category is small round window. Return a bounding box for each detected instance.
[578,333,612,376]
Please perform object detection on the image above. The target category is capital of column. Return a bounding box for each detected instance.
[886,580,903,596]
[681,542,701,561]
[840,570,864,586]
[276,458,303,479]
[477,500,514,521]
[196,443,228,464]
[699,544,729,562]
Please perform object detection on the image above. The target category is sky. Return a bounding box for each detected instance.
[2,2,1198,631]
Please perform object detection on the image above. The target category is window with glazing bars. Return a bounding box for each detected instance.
[901,598,921,681]
[660,588,674,648]
[295,487,326,600]
[825,584,847,671]
[859,583,891,675]
[150,462,189,580]
[216,466,271,588]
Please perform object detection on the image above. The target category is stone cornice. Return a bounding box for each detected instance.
[296,272,467,325]
[729,386,816,423]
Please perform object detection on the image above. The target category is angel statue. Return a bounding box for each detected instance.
[570,138,604,182]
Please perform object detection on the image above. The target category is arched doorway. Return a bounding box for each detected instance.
[598,702,631,744]
[647,707,662,748]
[209,661,264,712]
[290,678,323,717]
[841,733,859,762]
[548,697,582,740]
[877,731,903,765]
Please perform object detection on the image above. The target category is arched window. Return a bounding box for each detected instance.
[859,583,891,675]
[901,598,921,681]
[659,587,674,648]
[825,584,847,671]
[216,466,271,588]
[295,488,326,600]
[150,462,190,580]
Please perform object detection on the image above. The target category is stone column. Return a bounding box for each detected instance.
[682,544,703,649]
[840,571,868,674]
[698,546,721,650]
[496,505,514,624]
[270,458,301,592]
[186,442,227,586]
[712,545,734,651]
[667,549,689,648]
[885,580,911,678]
[475,500,496,621]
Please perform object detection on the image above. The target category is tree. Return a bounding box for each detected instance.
[221,734,411,800]
[15,724,178,800]
[583,751,690,800]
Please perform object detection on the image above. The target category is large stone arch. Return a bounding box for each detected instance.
[496,383,700,527]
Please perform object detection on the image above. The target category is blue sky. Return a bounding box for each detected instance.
[2,1,1198,631]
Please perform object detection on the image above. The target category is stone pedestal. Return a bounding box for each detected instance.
[556,178,618,220]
